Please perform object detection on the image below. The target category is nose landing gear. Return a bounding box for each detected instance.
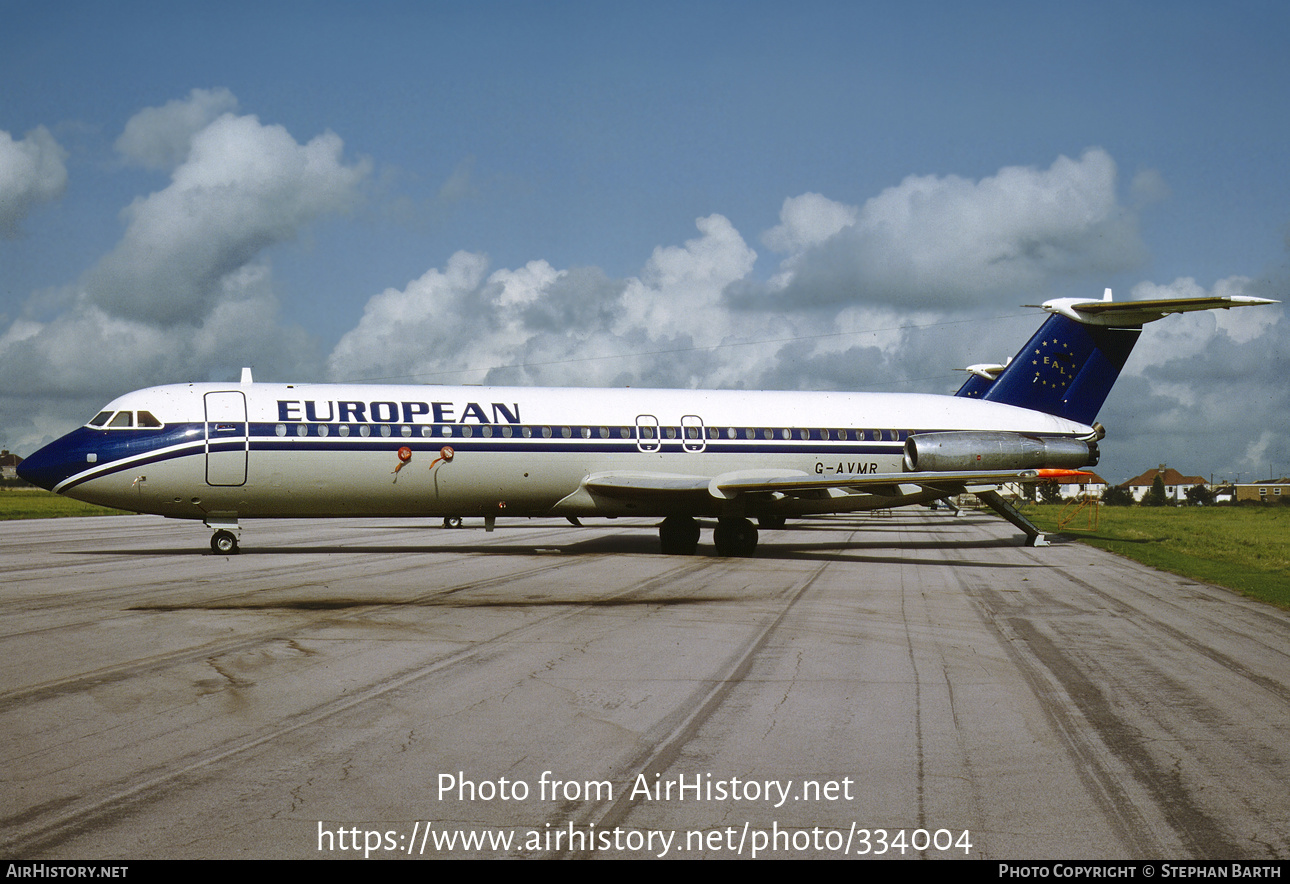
[205,514,241,555]
[211,530,240,555]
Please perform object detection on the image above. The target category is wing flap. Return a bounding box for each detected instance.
[711,468,1043,498]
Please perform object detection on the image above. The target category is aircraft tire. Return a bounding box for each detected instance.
[659,515,700,555]
[758,515,787,530]
[713,518,757,557]
[211,530,239,555]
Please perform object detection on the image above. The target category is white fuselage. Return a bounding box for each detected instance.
[34,381,1090,522]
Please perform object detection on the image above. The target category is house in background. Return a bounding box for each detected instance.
[1121,465,1207,503]
[1051,471,1107,500]
[0,450,22,481]
[1000,472,1107,501]
[1233,478,1290,503]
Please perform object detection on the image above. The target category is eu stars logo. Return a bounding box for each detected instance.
[1031,339,1075,389]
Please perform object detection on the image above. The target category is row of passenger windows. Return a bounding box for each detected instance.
[85,409,913,443]
[271,423,911,442]
[88,410,164,429]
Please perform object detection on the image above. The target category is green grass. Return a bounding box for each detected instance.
[1025,503,1290,609]
[0,488,134,520]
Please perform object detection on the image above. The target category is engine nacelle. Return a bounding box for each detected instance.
[903,432,1098,472]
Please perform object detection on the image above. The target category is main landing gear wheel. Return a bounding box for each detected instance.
[658,515,700,555]
[211,530,239,555]
[713,517,758,557]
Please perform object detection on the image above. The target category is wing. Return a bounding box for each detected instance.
[551,467,1088,517]
[708,467,1055,498]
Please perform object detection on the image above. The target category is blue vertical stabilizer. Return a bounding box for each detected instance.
[956,314,1141,425]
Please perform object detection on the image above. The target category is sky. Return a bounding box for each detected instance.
[1,0,1287,484]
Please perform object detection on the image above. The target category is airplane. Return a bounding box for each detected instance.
[17,290,1275,556]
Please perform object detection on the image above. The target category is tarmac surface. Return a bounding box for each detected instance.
[1,511,1287,860]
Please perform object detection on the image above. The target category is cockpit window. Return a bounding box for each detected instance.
[89,409,165,429]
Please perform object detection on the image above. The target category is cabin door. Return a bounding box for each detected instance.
[204,391,248,486]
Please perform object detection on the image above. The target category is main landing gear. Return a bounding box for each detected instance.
[658,516,758,557]
[713,517,758,557]
[659,515,701,555]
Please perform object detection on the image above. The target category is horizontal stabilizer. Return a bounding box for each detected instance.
[1032,290,1277,327]
[960,288,1278,423]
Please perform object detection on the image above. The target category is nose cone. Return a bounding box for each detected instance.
[17,429,97,492]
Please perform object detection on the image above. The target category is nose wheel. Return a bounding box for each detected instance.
[210,529,240,555]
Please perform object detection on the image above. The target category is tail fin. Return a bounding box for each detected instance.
[957,289,1277,424]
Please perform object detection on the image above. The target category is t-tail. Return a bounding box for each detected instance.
[956,288,1277,425]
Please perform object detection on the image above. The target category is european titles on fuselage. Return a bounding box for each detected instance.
[277,400,522,425]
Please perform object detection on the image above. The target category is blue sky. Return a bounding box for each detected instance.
[2,1,1287,483]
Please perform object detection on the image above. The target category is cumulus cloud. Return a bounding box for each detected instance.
[0,126,69,237]
[734,148,1146,312]
[761,192,857,253]
[328,214,759,389]
[89,108,371,325]
[114,87,240,170]
[6,130,1280,485]
[1095,275,1288,481]
[0,92,367,452]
